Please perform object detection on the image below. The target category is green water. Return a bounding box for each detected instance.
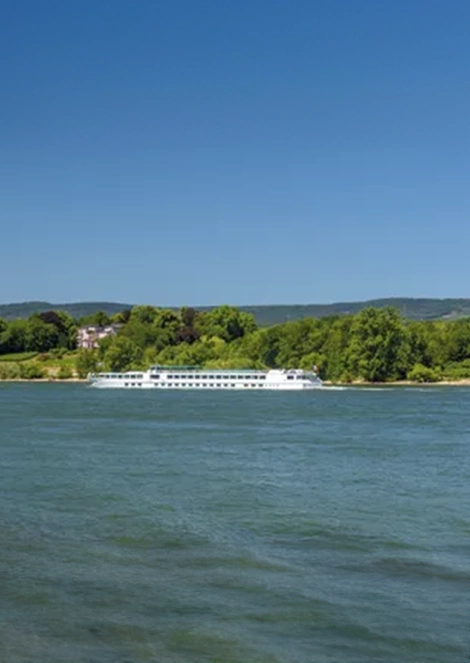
[0,384,468,662]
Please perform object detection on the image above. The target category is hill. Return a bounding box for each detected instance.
[1,298,470,326]
[242,298,470,326]
[0,301,130,321]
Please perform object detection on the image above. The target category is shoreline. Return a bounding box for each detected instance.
[0,378,87,383]
[1,378,470,386]
[325,379,470,387]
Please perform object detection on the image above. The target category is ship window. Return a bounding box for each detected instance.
[150,375,160,380]
[259,375,266,380]
[287,375,294,380]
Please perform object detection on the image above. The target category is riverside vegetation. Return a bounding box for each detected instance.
[1,305,470,383]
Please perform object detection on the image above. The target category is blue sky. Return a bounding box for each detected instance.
[1,0,469,306]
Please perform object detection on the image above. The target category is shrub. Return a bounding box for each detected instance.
[442,359,470,380]
[19,363,46,379]
[407,363,441,383]
[0,363,21,379]
[57,366,73,380]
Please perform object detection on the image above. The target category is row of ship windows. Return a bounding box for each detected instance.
[101,374,143,379]
[152,374,267,381]
[124,383,262,388]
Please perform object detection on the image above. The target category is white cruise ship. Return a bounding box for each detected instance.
[88,365,322,390]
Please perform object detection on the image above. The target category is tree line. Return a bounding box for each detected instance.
[2,305,470,382]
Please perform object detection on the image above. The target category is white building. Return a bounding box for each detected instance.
[77,324,121,349]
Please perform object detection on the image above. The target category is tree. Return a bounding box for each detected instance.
[129,305,159,325]
[104,337,143,372]
[275,318,326,368]
[24,318,59,352]
[111,309,132,324]
[79,311,111,327]
[321,316,354,381]
[444,319,470,363]
[119,321,161,349]
[35,310,77,349]
[196,306,257,342]
[75,349,99,378]
[345,307,410,381]
[176,307,200,344]
[0,319,28,354]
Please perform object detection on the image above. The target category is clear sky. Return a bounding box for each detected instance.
[1,0,469,306]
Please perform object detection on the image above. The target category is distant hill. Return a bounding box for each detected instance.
[1,298,470,325]
[0,301,130,322]
[241,298,470,326]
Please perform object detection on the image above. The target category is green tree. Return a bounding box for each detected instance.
[111,309,132,324]
[275,318,326,369]
[444,319,470,363]
[129,305,160,325]
[345,307,410,381]
[43,310,77,349]
[75,349,100,378]
[79,311,111,327]
[0,319,29,354]
[321,316,354,381]
[24,318,59,352]
[119,321,161,349]
[196,306,257,342]
[104,337,143,372]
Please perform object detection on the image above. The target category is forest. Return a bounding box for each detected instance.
[3,297,470,324]
[2,305,470,382]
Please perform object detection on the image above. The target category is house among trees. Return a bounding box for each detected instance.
[77,324,121,349]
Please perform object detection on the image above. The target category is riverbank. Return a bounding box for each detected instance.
[1,378,470,386]
[325,379,470,386]
[0,377,87,383]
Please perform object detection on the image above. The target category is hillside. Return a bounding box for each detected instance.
[0,301,130,321]
[1,298,470,326]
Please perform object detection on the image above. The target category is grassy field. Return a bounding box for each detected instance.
[0,351,81,379]
[0,352,38,362]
